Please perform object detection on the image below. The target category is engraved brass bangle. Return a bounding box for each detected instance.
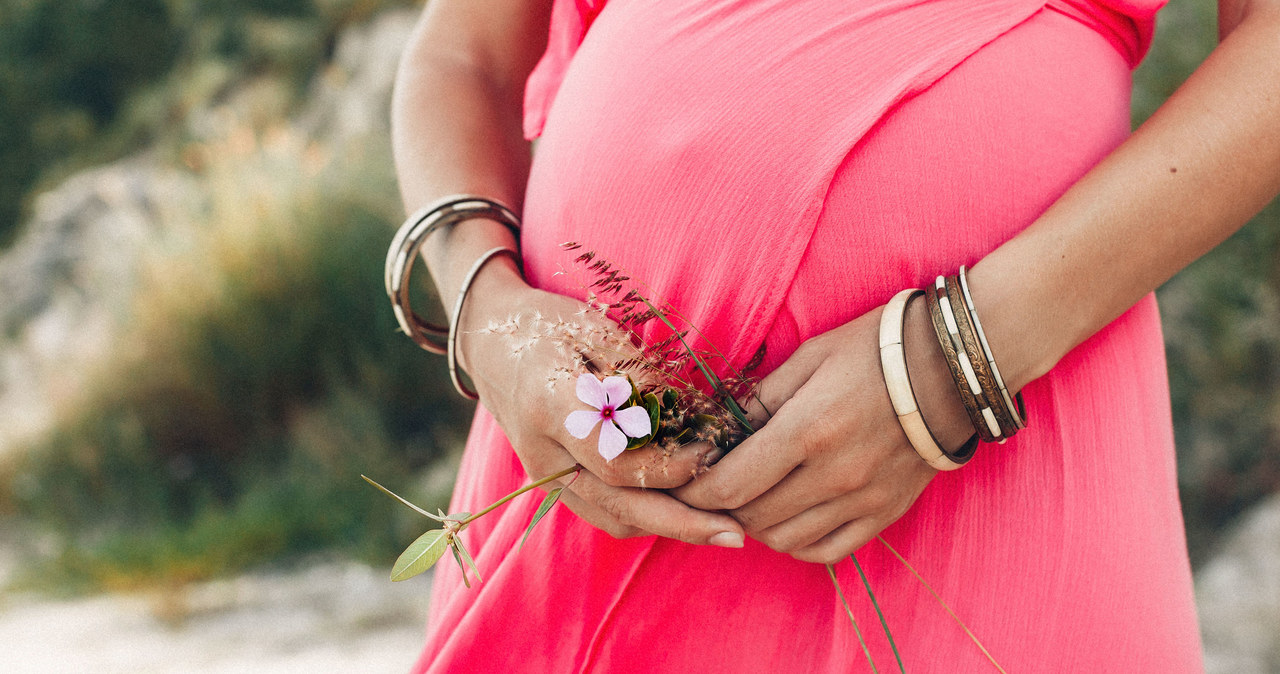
[927,277,1002,444]
[943,275,1019,440]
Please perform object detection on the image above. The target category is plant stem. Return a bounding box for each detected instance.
[827,563,878,674]
[876,536,1006,673]
[851,553,905,674]
[461,464,583,526]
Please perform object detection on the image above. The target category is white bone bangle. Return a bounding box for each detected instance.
[934,277,1003,440]
[448,247,521,400]
[958,266,1025,429]
[878,289,966,471]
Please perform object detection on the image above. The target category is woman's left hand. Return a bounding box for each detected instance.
[673,301,970,564]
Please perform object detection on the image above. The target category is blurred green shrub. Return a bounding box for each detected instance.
[0,0,415,247]
[4,122,467,591]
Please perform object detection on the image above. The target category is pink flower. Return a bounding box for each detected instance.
[564,374,653,461]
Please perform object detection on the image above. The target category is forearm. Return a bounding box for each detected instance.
[969,3,1280,393]
[390,1,550,311]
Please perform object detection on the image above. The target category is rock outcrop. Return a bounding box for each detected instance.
[1198,493,1280,673]
[0,161,198,456]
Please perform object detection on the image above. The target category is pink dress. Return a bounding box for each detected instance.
[414,1,1203,671]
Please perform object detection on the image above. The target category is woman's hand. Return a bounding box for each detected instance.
[455,260,746,548]
[673,300,973,563]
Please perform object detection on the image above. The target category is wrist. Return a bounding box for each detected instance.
[425,216,521,303]
[454,253,525,374]
[963,257,1070,393]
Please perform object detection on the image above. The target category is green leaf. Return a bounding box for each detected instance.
[362,475,438,520]
[521,487,565,548]
[624,435,652,451]
[624,394,662,450]
[454,536,483,585]
[450,545,470,588]
[391,529,450,582]
[662,388,677,409]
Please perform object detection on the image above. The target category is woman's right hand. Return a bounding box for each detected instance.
[452,259,746,549]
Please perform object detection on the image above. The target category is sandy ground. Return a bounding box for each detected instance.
[0,558,433,674]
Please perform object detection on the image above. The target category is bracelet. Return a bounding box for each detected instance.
[448,247,521,400]
[943,275,1020,440]
[957,266,1026,430]
[384,195,521,355]
[878,289,978,471]
[925,277,1003,443]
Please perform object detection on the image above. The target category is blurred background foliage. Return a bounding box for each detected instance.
[1133,0,1280,564]
[0,0,411,246]
[0,0,1274,594]
[0,0,468,593]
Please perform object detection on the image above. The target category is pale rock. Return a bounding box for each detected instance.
[1197,493,1280,673]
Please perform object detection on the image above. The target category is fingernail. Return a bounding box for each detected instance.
[709,531,744,548]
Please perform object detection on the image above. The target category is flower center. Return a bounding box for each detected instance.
[601,406,614,419]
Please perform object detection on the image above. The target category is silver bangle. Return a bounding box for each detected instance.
[448,247,521,400]
[384,195,520,355]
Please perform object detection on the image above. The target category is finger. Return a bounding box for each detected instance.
[570,470,745,547]
[598,441,722,490]
[789,517,886,565]
[554,486,642,539]
[747,486,889,553]
[740,338,826,426]
[671,406,808,511]
[729,463,834,532]
[557,417,722,489]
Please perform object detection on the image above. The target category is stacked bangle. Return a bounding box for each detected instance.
[925,277,1003,443]
[384,195,523,400]
[448,247,521,400]
[878,289,978,471]
[384,195,521,355]
[943,276,1020,439]
[928,269,1027,446]
[958,266,1025,430]
[878,271,1029,471]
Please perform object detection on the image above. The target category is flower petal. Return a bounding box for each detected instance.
[612,406,653,438]
[575,373,606,410]
[564,410,602,439]
[600,376,633,408]
[597,420,627,461]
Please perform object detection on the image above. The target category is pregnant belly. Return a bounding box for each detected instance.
[519,0,1130,364]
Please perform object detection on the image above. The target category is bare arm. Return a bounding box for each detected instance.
[391,0,549,314]
[390,0,745,548]
[968,0,1280,406]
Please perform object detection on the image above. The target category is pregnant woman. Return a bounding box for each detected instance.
[391,0,1280,670]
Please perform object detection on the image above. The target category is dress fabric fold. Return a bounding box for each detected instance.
[415,0,1202,671]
